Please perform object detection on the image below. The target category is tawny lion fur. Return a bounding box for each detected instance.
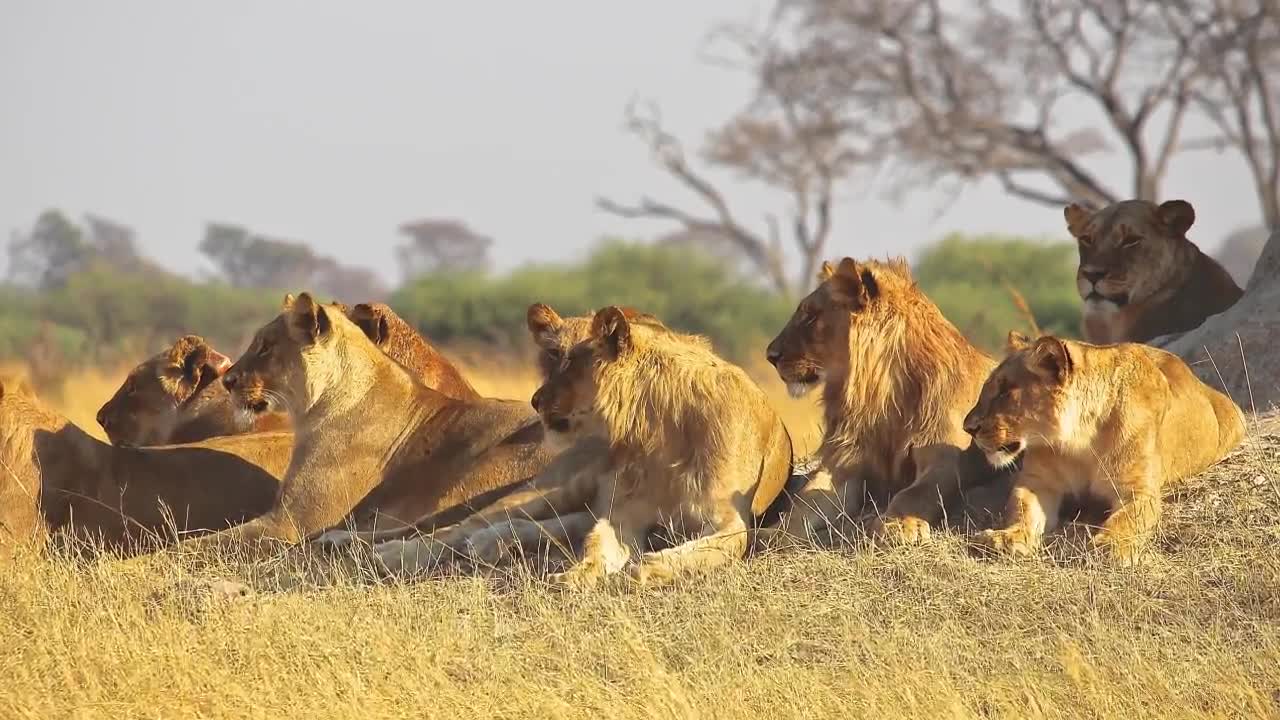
[0,379,287,558]
[176,293,553,555]
[98,303,476,447]
[1066,199,1242,344]
[456,305,791,588]
[765,256,1009,544]
[966,332,1245,564]
[354,304,674,574]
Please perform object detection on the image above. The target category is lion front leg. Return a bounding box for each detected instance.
[463,510,596,569]
[975,468,1063,559]
[1091,483,1162,566]
[631,511,749,587]
[547,511,648,591]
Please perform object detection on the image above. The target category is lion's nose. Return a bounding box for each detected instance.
[766,344,782,367]
[1081,268,1106,284]
[963,413,982,436]
[96,409,110,431]
[222,369,240,391]
[530,386,545,412]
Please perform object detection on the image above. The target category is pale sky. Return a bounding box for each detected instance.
[0,1,1265,286]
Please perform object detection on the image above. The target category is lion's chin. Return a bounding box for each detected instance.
[541,428,575,455]
[785,379,821,399]
[982,439,1026,469]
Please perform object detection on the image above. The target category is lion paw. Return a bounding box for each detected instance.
[547,563,606,591]
[311,529,358,552]
[871,516,932,546]
[372,538,446,578]
[630,554,677,587]
[1090,529,1146,567]
[975,527,1037,558]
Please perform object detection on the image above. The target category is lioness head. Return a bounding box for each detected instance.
[963,331,1073,468]
[97,335,232,447]
[766,257,914,398]
[528,305,641,452]
[1066,199,1196,310]
[222,293,342,416]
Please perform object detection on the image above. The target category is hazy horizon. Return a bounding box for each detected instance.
[1,1,1267,287]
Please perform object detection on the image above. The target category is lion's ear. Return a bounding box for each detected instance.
[168,335,229,403]
[527,303,565,349]
[818,260,836,282]
[282,293,296,311]
[1156,199,1195,236]
[287,292,332,344]
[591,306,632,358]
[1005,330,1032,354]
[349,303,388,345]
[1027,336,1073,382]
[1063,203,1093,236]
[827,257,878,307]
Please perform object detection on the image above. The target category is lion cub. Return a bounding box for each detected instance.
[529,306,792,588]
[965,332,1245,563]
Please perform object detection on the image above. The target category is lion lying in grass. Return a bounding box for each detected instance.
[97,302,476,446]
[765,257,1012,544]
[965,332,1245,563]
[0,379,287,557]
[177,293,554,554]
[372,306,794,587]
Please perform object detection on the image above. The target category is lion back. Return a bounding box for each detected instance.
[1148,347,1246,480]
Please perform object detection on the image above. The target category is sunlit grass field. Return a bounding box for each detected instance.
[2,358,1278,718]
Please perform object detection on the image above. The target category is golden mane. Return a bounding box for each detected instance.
[821,258,990,472]
[590,322,735,461]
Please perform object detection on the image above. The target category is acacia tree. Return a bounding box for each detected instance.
[606,0,1280,292]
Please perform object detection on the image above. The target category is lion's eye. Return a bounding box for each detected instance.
[1077,234,1093,247]
[546,348,563,364]
[1121,234,1141,248]
[257,341,271,357]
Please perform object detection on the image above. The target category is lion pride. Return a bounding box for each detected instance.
[98,302,476,447]
[1067,199,1242,344]
[965,332,1245,563]
[765,257,1011,543]
[177,292,554,554]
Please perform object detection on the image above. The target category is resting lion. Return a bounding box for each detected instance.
[98,302,476,446]
[0,379,287,558]
[427,305,793,588]
[178,293,554,553]
[1067,199,1242,344]
[966,332,1245,564]
[764,257,1011,543]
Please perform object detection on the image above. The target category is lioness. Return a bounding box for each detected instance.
[98,303,476,446]
[1067,199,1242,344]
[178,293,554,552]
[0,379,287,558]
[765,257,1009,543]
[965,332,1245,563]
[494,306,792,588]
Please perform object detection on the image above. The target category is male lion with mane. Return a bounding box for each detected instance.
[178,293,553,554]
[98,302,476,447]
[765,257,1011,544]
[514,305,792,588]
[1067,199,1242,344]
[965,332,1245,564]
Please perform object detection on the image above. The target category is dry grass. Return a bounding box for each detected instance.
[3,366,1279,718]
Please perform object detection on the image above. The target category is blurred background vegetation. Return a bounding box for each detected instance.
[0,206,1087,389]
